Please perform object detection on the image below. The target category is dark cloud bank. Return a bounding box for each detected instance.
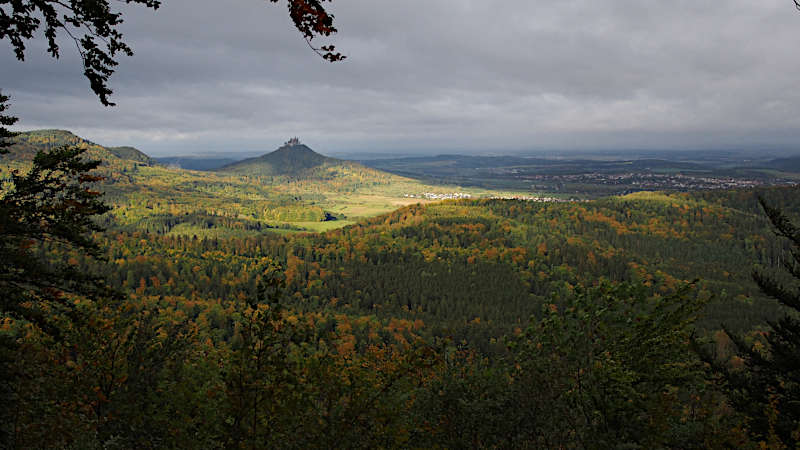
[2,0,800,156]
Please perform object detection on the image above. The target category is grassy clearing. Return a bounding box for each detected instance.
[292,220,358,232]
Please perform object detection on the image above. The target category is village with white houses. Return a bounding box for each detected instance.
[404,192,473,200]
[403,192,570,202]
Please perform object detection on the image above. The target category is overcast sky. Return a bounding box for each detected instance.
[3,0,800,156]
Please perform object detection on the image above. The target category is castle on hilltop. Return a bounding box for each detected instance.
[285,137,301,146]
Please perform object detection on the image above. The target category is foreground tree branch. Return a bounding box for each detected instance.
[1,0,343,106]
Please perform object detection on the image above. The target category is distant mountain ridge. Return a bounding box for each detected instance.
[155,157,239,171]
[764,156,800,173]
[219,139,341,176]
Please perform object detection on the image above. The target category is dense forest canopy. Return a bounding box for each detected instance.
[3,129,800,445]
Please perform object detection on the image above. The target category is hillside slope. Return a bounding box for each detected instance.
[108,146,154,165]
[220,140,335,176]
[4,129,119,162]
[218,139,407,188]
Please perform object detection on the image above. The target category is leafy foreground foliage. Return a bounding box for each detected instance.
[1,0,342,108]
[0,145,113,446]
[416,282,746,448]
[0,92,16,152]
[0,146,110,330]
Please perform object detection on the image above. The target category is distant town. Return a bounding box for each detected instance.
[488,195,574,202]
[365,153,800,197]
[404,192,473,200]
[523,172,797,194]
[403,192,572,202]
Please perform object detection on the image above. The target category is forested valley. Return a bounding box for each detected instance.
[2,132,800,448]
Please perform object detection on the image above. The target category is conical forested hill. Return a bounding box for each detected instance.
[219,140,339,176]
[216,139,419,191]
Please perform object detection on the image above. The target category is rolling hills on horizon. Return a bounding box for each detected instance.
[362,152,800,194]
[155,156,239,171]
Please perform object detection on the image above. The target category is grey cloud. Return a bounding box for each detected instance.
[2,0,800,155]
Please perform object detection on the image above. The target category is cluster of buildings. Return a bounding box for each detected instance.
[489,195,568,202]
[402,192,574,203]
[525,172,788,191]
[404,192,473,200]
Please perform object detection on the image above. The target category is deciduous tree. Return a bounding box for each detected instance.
[0,144,111,446]
[0,91,16,152]
[0,146,110,334]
